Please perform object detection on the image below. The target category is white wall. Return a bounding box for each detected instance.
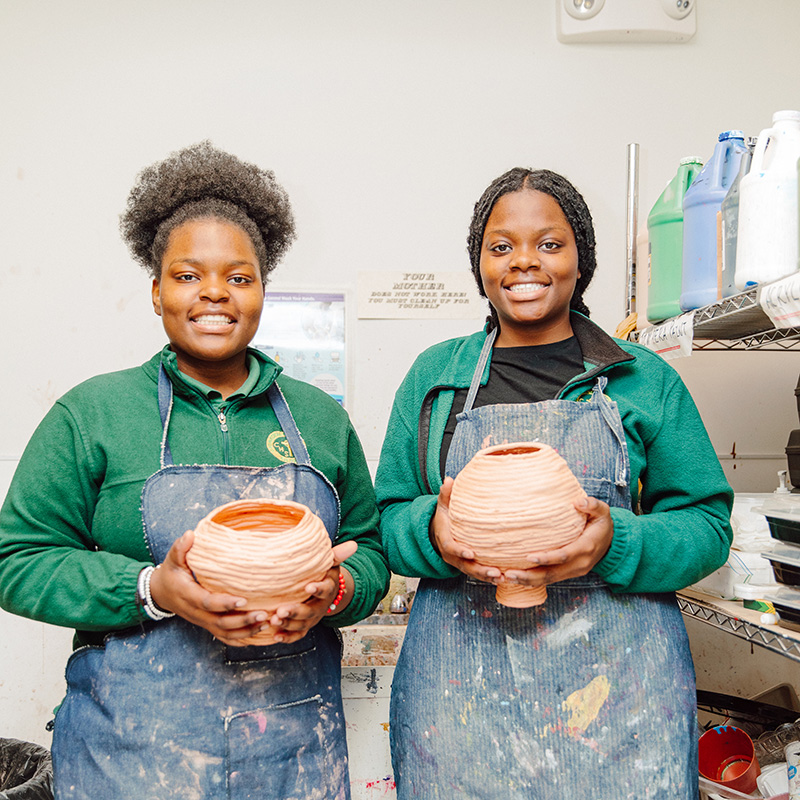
[1,0,799,746]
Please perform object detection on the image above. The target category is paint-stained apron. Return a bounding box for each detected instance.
[390,331,698,800]
[51,366,351,800]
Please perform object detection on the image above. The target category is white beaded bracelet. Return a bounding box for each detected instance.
[137,566,176,621]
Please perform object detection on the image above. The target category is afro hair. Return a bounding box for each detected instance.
[120,141,296,281]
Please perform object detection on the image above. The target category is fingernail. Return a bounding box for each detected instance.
[254,612,267,622]
[235,599,246,608]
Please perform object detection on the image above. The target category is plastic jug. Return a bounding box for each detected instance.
[646,157,702,323]
[720,137,757,298]
[735,110,800,291]
[680,130,748,310]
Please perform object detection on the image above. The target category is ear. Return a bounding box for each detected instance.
[151,277,162,317]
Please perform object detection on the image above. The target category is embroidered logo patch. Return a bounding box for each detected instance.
[266,431,296,463]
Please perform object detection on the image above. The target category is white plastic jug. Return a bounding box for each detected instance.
[735,110,800,291]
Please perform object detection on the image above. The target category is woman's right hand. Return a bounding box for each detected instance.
[148,530,268,646]
[430,477,502,584]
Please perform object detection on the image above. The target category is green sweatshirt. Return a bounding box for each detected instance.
[0,347,389,646]
[375,314,733,593]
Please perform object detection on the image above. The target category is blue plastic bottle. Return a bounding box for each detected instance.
[680,130,748,311]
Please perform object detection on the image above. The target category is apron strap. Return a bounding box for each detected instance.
[463,329,496,413]
[591,376,629,487]
[157,364,312,468]
[266,382,312,466]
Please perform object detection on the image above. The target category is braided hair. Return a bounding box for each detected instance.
[120,141,296,282]
[467,168,596,328]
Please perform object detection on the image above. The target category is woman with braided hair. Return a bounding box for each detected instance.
[375,167,733,798]
[0,141,389,799]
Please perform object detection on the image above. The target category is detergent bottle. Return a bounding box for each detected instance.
[719,137,756,298]
[735,110,800,291]
[646,157,702,323]
[680,130,748,310]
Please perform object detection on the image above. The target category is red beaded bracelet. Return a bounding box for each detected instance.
[327,572,346,614]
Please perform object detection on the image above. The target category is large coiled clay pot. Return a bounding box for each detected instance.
[448,442,588,608]
[186,498,333,645]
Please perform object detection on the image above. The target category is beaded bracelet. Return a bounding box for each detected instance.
[137,565,176,621]
[326,571,347,615]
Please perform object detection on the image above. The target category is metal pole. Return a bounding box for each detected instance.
[625,143,639,317]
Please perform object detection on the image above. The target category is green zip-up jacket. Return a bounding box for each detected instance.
[375,314,733,593]
[0,347,389,646]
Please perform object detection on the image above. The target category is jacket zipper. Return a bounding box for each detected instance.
[201,399,232,464]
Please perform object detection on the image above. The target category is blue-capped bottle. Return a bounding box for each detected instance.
[680,130,748,311]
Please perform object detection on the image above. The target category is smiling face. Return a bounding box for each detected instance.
[479,189,580,347]
[151,217,264,389]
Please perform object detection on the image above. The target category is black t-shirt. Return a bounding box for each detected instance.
[439,336,584,477]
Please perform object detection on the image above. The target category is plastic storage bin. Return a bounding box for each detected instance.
[763,585,800,632]
[756,495,800,546]
[762,544,800,586]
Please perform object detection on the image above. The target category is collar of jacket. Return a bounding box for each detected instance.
[142,345,283,402]
[416,312,635,493]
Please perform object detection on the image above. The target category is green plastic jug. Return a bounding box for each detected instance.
[646,157,703,323]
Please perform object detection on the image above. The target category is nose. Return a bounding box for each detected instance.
[199,275,230,302]
[510,245,540,270]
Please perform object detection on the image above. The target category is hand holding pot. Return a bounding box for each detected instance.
[430,477,503,585]
[268,540,357,644]
[150,530,269,647]
[503,495,614,587]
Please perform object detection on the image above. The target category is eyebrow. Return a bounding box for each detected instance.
[167,258,257,268]
[485,225,569,237]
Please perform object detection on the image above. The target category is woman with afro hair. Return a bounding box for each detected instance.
[375,168,733,798]
[0,141,389,799]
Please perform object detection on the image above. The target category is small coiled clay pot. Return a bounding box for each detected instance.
[186,498,334,645]
[448,442,588,608]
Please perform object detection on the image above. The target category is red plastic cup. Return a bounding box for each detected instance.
[699,725,761,795]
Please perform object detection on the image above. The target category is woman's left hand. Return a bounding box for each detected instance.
[266,540,357,644]
[502,495,613,588]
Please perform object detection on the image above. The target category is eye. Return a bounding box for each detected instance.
[490,243,512,253]
[175,272,199,282]
[229,274,255,285]
[540,241,561,252]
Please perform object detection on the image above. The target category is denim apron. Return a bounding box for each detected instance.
[390,331,698,800]
[52,366,351,800]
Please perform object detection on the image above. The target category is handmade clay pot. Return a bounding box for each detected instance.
[186,498,333,645]
[448,442,588,608]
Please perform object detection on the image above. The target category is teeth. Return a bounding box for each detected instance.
[507,283,546,294]
[194,315,233,325]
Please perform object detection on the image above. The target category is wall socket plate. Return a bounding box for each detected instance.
[556,0,696,43]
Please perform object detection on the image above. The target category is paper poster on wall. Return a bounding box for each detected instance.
[357,271,484,319]
[252,291,346,405]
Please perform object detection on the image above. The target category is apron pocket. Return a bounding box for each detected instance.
[225,696,346,800]
[579,476,627,506]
